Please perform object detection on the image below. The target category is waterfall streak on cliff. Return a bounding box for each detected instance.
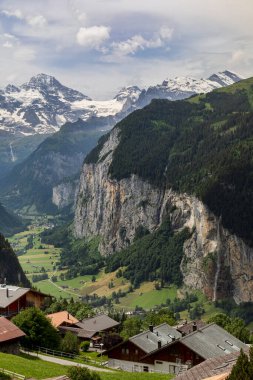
[9,142,16,162]
[213,217,222,301]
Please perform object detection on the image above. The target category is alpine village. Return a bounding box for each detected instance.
[0,2,253,380]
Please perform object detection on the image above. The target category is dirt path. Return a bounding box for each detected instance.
[26,352,113,373]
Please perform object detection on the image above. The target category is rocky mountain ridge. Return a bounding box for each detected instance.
[0,73,141,136]
[0,71,242,136]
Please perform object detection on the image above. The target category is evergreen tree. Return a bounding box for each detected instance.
[228,349,251,380]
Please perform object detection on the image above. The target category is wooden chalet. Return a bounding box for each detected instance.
[47,312,121,349]
[0,285,49,318]
[107,323,248,375]
[0,316,25,354]
[175,349,248,380]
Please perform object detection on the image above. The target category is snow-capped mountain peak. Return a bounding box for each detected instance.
[0,70,244,136]
[25,73,60,88]
[208,70,244,87]
[114,86,141,103]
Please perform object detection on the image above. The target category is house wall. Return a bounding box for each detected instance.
[0,340,21,355]
[0,295,26,317]
[108,358,185,374]
[108,341,146,363]
[143,341,204,367]
[26,291,46,308]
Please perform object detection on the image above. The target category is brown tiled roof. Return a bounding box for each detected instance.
[0,316,25,342]
[80,314,119,333]
[47,311,79,328]
[175,350,248,380]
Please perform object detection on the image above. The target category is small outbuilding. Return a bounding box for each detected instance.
[0,316,25,354]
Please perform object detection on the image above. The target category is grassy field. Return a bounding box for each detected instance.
[0,353,174,380]
[115,283,178,309]
[0,352,68,379]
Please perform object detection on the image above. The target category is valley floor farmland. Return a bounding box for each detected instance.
[11,225,180,309]
[10,225,227,318]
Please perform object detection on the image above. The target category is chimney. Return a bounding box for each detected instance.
[158,341,162,349]
[67,313,69,320]
[6,288,9,298]
[193,322,197,332]
[149,325,154,333]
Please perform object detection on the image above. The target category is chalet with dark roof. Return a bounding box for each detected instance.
[175,349,248,380]
[0,285,50,317]
[107,323,248,375]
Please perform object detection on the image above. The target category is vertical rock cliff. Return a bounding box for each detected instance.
[74,126,253,303]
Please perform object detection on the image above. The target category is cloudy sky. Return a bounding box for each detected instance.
[0,0,252,99]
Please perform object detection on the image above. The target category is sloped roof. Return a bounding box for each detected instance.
[176,320,206,336]
[175,349,247,380]
[58,325,96,339]
[80,314,119,333]
[47,311,79,328]
[0,285,49,309]
[0,286,30,308]
[0,316,25,342]
[130,323,182,354]
[203,374,230,380]
[180,323,248,360]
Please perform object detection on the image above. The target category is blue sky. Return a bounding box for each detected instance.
[0,0,252,99]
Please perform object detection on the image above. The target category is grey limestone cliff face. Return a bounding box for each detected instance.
[74,127,253,303]
[52,179,79,209]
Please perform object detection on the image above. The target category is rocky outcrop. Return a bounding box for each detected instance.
[74,127,253,303]
[52,178,79,209]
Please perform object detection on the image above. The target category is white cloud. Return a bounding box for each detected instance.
[27,15,47,28]
[1,33,18,48]
[1,9,23,19]
[111,26,173,58]
[76,26,110,48]
[159,26,173,40]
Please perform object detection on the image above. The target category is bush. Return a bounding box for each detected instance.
[0,372,11,380]
[61,331,79,354]
[80,341,90,352]
[67,366,101,380]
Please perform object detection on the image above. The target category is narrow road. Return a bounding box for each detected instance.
[26,352,113,373]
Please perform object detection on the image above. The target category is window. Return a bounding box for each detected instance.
[135,349,139,355]
[156,361,163,364]
[121,348,125,354]
[143,366,149,372]
[126,348,129,355]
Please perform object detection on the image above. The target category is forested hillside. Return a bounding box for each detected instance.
[0,203,23,236]
[0,233,29,286]
[86,78,253,246]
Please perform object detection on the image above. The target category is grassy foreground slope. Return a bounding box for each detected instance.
[0,353,173,380]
